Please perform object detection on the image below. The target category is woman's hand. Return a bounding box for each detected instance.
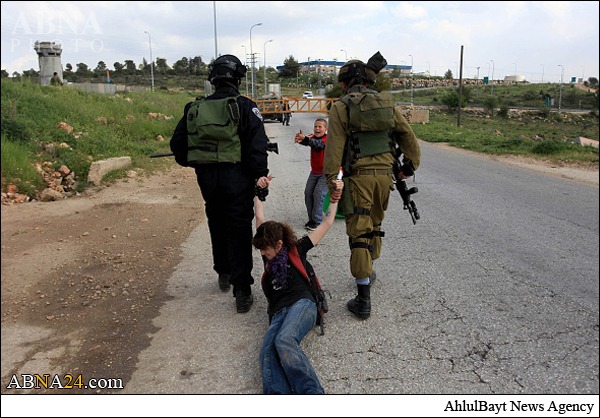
[256,175,273,188]
[329,179,344,203]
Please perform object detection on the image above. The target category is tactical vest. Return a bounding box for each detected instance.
[341,90,395,166]
[186,96,242,164]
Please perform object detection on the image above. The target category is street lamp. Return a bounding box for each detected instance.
[409,54,414,105]
[340,49,348,62]
[213,1,218,60]
[144,31,154,91]
[263,39,273,96]
[490,59,495,96]
[513,62,517,76]
[558,64,564,114]
[476,66,480,81]
[241,44,248,96]
[249,22,262,98]
[427,61,431,79]
[333,57,338,78]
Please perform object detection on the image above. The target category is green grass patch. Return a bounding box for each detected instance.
[1,78,192,196]
[1,137,46,196]
[411,109,598,164]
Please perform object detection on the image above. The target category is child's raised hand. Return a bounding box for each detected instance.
[294,130,304,143]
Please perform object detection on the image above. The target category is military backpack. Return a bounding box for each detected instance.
[185,95,242,165]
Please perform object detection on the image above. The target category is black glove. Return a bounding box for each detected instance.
[255,183,269,201]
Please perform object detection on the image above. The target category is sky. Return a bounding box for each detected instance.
[1,1,599,83]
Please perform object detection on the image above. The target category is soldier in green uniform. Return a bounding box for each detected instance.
[50,72,63,86]
[323,51,421,319]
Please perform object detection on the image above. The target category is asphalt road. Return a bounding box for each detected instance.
[123,112,599,397]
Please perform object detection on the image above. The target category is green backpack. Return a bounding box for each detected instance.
[186,96,242,164]
[340,90,395,172]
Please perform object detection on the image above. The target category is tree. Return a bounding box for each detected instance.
[173,57,190,75]
[75,63,92,76]
[1,69,8,78]
[190,56,206,75]
[113,62,124,73]
[373,72,391,92]
[280,55,300,78]
[444,69,453,80]
[483,95,499,116]
[124,60,137,75]
[155,57,170,74]
[22,68,39,80]
[94,61,107,77]
[441,89,467,112]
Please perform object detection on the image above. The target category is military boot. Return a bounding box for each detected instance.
[347,284,371,319]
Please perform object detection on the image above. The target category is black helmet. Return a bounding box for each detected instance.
[208,54,247,85]
[338,52,387,88]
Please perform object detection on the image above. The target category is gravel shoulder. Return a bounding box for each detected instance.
[1,165,201,393]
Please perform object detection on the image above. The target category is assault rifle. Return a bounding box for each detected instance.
[150,141,279,158]
[392,161,420,225]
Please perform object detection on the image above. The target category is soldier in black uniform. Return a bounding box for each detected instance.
[323,52,421,319]
[170,54,271,313]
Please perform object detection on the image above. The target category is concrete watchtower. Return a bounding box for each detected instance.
[34,41,63,85]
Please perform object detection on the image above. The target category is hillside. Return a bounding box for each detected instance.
[1,78,598,205]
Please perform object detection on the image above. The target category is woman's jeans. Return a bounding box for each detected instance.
[260,298,324,394]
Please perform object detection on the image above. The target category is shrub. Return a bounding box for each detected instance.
[532,140,567,155]
[0,115,33,143]
[483,96,499,116]
[498,104,509,118]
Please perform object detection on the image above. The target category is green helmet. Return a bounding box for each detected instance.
[338,52,387,87]
[338,60,369,86]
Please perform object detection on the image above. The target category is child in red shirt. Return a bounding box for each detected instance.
[294,118,328,230]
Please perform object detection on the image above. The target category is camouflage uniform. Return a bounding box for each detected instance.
[323,54,420,318]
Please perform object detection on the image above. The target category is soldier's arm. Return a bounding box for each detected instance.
[323,102,347,195]
[393,108,421,174]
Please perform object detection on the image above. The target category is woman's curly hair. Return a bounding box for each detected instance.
[253,221,298,251]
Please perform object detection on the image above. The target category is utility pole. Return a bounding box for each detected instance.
[241,45,248,96]
[490,59,495,96]
[558,64,564,114]
[263,39,273,96]
[457,46,464,127]
[144,31,154,91]
[409,54,414,105]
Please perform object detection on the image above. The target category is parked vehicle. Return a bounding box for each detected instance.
[302,91,313,99]
[257,93,284,123]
